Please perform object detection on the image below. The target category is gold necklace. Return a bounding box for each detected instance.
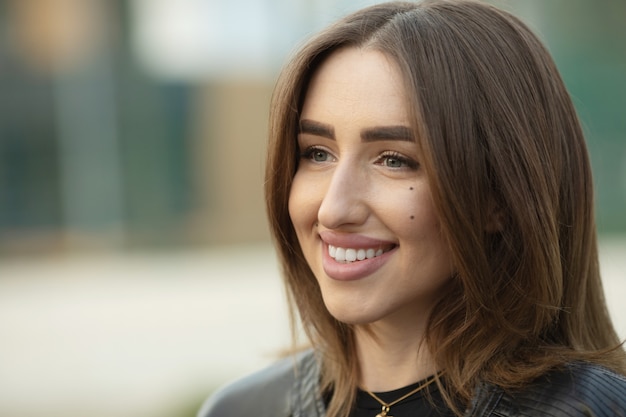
[365,374,439,417]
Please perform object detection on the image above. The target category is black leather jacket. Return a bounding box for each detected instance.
[198,350,626,417]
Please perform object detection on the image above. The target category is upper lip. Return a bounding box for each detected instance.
[318,230,396,249]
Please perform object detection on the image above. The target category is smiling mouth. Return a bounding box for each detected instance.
[328,244,395,263]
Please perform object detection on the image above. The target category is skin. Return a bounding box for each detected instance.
[288,46,455,390]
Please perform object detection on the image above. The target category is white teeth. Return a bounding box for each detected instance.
[328,245,387,263]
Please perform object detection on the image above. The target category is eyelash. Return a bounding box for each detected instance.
[299,146,419,170]
[375,151,419,170]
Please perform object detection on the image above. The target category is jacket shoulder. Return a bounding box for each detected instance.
[489,363,626,417]
[197,350,318,417]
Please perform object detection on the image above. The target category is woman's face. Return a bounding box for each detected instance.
[289,47,455,326]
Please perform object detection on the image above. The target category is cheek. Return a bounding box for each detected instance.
[287,176,302,228]
[400,195,454,276]
[288,173,318,232]
[377,185,431,228]
[386,188,443,243]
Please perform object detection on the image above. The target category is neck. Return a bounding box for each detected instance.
[355,316,437,392]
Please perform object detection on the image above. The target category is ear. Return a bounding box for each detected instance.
[485,199,506,233]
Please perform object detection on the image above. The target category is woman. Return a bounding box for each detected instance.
[199,1,626,416]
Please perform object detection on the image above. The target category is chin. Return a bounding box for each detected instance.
[324,302,381,326]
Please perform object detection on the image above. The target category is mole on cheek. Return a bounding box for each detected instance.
[410,215,415,220]
[409,187,414,190]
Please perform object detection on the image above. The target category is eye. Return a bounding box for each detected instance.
[301,146,334,163]
[383,155,404,168]
[376,151,419,170]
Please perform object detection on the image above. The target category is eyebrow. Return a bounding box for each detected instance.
[299,119,335,139]
[299,119,414,143]
[360,126,415,142]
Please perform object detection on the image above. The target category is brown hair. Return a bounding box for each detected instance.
[265,1,626,416]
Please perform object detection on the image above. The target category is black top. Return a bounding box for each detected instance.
[348,378,456,417]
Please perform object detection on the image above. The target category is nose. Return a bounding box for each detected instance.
[317,160,369,229]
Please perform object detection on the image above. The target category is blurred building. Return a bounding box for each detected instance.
[0,0,624,256]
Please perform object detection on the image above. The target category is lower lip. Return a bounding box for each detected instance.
[322,243,395,281]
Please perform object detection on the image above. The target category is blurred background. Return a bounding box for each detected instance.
[0,0,624,416]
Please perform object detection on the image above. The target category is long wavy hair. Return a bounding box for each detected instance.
[265,1,626,416]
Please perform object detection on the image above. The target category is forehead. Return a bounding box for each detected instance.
[301,47,411,125]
